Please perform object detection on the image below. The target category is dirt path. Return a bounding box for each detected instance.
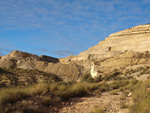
[58,92,132,113]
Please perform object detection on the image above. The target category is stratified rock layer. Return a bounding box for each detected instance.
[69,24,150,61]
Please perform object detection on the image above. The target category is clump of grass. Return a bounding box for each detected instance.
[110,91,118,95]
[120,95,126,101]
[41,96,52,106]
[0,83,47,107]
[90,107,105,113]
[0,82,99,112]
[99,82,109,92]
[52,82,98,100]
[120,79,137,91]
[120,101,128,109]
[102,71,121,81]
[130,80,150,113]
[81,73,94,83]
[93,89,102,96]
[93,76,102,83]
[110,81,121,89]
[23,107,43,113]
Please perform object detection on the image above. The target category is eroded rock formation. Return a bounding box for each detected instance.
[1,24,150,81]
[0,51,82,81]
[65,24,150,61]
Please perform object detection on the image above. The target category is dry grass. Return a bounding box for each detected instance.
[130,79,150,113]
[120,101,128,109]
[90,107,105,113]
[0,82,99,112]
[0,68,61,88]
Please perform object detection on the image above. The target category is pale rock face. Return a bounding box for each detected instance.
[71,24,150,60]
[3,50,41,61]
[90,63,98,78]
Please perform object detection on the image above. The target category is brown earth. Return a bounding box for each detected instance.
[0,51,82,81]
[58,91,132,113]
[5,91,132,113]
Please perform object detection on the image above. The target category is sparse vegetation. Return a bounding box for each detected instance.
[90,107,105,113]
[130,79,150,113]
[99,82,109,92]
[1,25,150,112]
[81,73,94,83]
[102,71,121,81]
[0,65,147,113]
[0,81,99,112]
[120,101,128,109]
[110,91,118,95]
[41,96,52,106]
[94,75,102,82]
[0,68,61,88]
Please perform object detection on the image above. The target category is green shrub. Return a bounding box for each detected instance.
[94,76,102,82]
[90,107,105,113]
[120,101,128,109]
[110,81,120,89]
[110,91,118,95]
[93,89,102,96]
[41,96,52,106]
[120,95,126,100]
[130,80,150,113]
[60,82,98,100]
[0,83,47,106]
[99,82,109,92]
[0,82,99,112]
[81,73,94,83]
[102,71,121,81]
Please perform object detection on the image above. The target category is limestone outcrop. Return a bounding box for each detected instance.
[99,51,150,72]
[65,24,150,61]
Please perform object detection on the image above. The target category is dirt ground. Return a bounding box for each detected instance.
[58,91,132,113]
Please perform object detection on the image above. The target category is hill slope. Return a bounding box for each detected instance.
[63,24,150,61]
[0,51,82,81]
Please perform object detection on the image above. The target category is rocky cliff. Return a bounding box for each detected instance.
[58,24,150,74]
[65,24,150,61]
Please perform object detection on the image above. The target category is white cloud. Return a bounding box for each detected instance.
[0,0,149,32]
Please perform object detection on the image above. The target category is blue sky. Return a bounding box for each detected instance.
[0,0,150,58]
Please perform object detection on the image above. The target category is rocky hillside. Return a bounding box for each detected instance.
[1,24,150,113]
[1,50,59,63]
[63,24,150,61]
[0,51,82,81]
[58,24,150,74]
[1,24,150,81]
[0,68,61,88]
